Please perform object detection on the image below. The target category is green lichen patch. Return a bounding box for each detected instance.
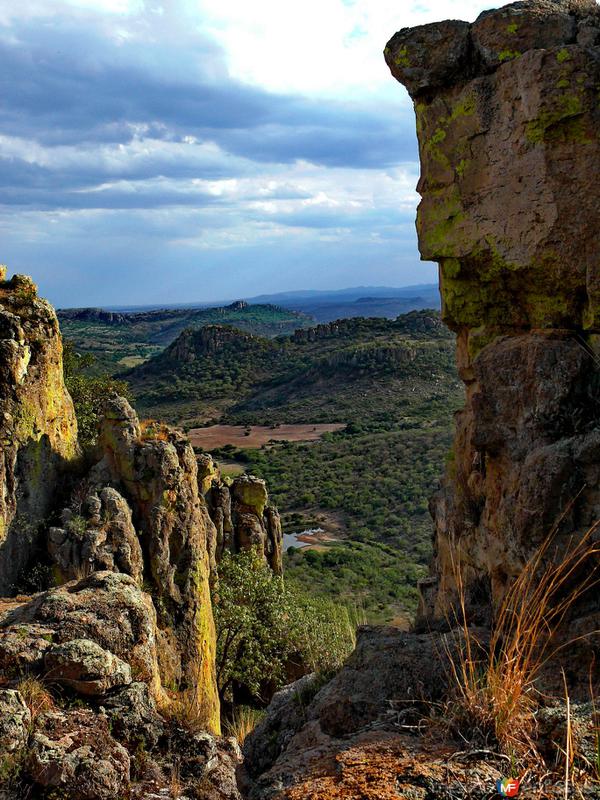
[526,94,592,144]
[498,49,522,62]
[557,48,571,64]
[506,22,519,34]
[394,45,410,68]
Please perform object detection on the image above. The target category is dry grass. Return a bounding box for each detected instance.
[16,675,55,723]
[158,659,216,735]
[170,761,182,799]
[140,418,171,442]
[590,666,600,783]
[445,520,600,763]
[161,688,208,734]
[224,705,265,745]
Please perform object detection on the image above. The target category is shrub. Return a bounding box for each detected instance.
[213,548,354,706]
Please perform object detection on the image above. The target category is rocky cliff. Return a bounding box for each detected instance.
[385,0,600,627]
[199,455,283,576]
[0,269,241,798]
[0,269,79,594]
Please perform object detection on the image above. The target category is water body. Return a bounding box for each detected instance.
[283,528,325,552]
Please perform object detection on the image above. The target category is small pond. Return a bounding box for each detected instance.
[283,528,325,551]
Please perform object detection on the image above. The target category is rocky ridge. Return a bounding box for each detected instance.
[199,455,283,576]
[0,267,79,594]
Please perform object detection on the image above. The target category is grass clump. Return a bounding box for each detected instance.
[16,675,55,724]
[445,522,600,764]
[224,706,265,745]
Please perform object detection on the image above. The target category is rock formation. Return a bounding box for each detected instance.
[0,269,244,798]
[199,455,283,576]
[0,268,79,593]
[385,0,600,629]
[241,4,600,796]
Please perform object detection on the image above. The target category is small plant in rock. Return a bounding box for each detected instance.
[66,514,87,537]
[140,418,171,442]
[16,675,55,724]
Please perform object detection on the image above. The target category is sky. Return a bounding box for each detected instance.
[0,0,493,307]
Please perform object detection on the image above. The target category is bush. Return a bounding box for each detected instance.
[63,340,132,447]
[213,549,354,705]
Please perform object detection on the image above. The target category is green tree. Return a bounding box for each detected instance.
[62,340,131,447]
[213,548,354,705]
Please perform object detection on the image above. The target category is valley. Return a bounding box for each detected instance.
[64,305,463,622]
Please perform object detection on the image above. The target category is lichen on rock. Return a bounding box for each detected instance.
[385,0,600,652]
[0,270,79,593]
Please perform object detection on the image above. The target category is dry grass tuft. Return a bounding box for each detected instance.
[170,761,182,799]
[224,705,265,745]
[140,419,171,442]
[16,675,55,723]
[445,520,600,763]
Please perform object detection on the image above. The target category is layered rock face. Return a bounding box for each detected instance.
[0,272,245,797]
[385,0,600,622]
[0,269,79,594]
[199,455,283,576]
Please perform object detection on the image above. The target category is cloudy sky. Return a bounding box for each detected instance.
[1,0,492,307]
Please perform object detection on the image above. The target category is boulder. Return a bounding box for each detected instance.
[102,681,165,750]
[44,638,132,696]
[27,708,130,800]
[0,689,30,755]
[0,571,162,699]
[48,486,143,584]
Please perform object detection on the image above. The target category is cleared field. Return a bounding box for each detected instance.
[189,423,345,449]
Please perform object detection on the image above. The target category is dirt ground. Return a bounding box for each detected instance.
[189,423,345,449]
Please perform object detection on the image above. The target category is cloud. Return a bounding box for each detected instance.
[1,0,480,304]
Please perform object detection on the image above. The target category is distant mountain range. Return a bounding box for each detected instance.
[262,286,441,323]
[58,301,313,374]
[79,284,441,322]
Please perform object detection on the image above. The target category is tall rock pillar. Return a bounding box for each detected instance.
[0,269,79,592]
[385,1,600,623]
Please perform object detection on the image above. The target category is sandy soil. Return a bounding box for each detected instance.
[189,423,345,449]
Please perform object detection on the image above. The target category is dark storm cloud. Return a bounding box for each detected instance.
[0,18,417,185]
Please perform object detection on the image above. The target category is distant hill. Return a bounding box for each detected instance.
[122,309,456,427]
[58,301,314,373]
[242,284,441,322]
[71,284,441,322]
[121,308,463,623]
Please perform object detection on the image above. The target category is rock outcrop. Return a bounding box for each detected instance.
[0,269,79,593]
[87,395,220,731]
[199,455,283,576]
[385,0,600,631]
